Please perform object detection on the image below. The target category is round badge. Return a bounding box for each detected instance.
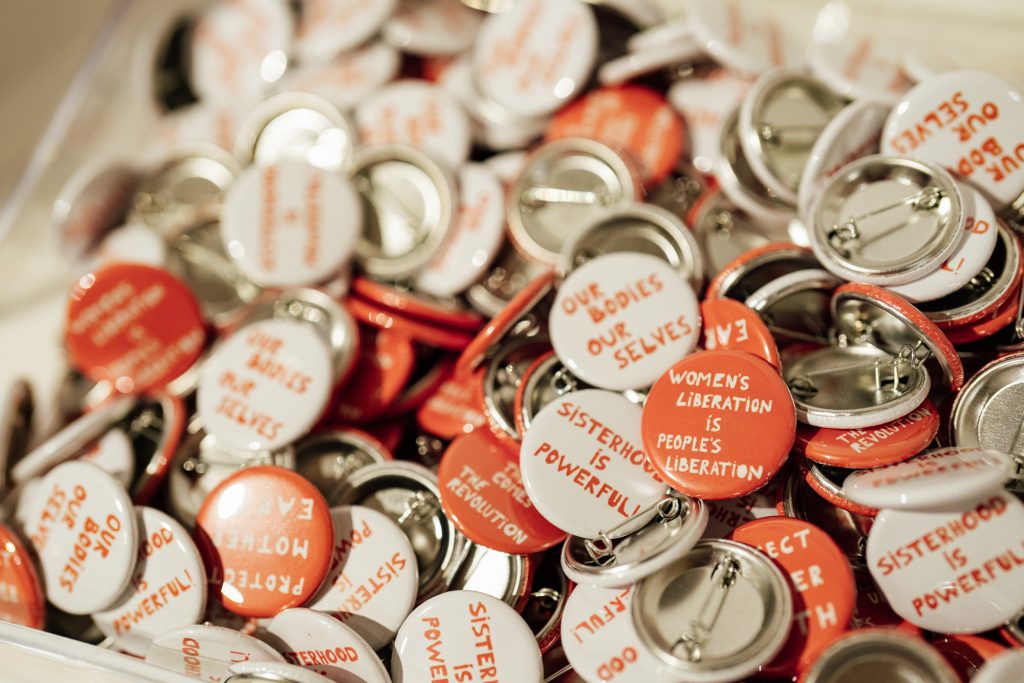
[415,163,506,298]
[702,489,779,540]
[561,584,684,683]
[331,328,416,424]
[279,41,401,113]
[843,447,1016,511]
[79,428,134,489]
[866,491,1024,634]
[668,67,753,174]
[346,297,475,351]
[416,366,486,439]
[65,263,205,394]
[931,634,1007,682]
[229,660,326,683]
[549,253,700,392]
[306,506,419,650]
[197,318,334,452]
[728,516,856,678]
[95,224,168,268]
[973,649,1024,683]
[145,623,284,680]
[546,85,685,187]
[642,350,795,500]
[295,0,397,63]
[351,278,484,331]
[0,523,44,629]
[438,429,566,554]
[263,607,392,683]
[519,389,665,539]
[882,70,1024,208]
[195,466,335,618]
[851,574,905,630]
[687,0,803,75]
[16,461,138,614]
[472,0,597,118]
[699,298,781,370]
[795,399,940,469]
[221,161,360,288]
[93,506,208,656]
[391,590,543,683]
[355,80,471,170]
[383,0,482,56]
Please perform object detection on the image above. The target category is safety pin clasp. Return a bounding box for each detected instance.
[584,495,686,565]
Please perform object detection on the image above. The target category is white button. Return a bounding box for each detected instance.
[972,649,1024,683]
[197,318,334,452]
[295,0,398,64]
[598,39,705,87]
[93,507,208,656]
[866,491,1024,634]
[79,428,134,489]
[16,461,138,614]
[473,0,598,118]
[549,252,700,391]
[520,389,665,539]
[146,623,284,680]
[277,42,401,112]
[306,506,419,650]
[263,607,392,683]
[94,225,167,268]
[221,160,360,288]
[415,163,505,297]
[687,0,804,76]
[392,590,542,683]
[383,0,482,56]
[229,660,326,683]
[668,68,753,175]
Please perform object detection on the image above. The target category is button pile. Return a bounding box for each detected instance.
[2,1,1024,682]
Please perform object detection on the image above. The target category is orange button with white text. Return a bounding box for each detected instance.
[699,298,780,370]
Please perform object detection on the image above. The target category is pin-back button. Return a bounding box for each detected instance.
[689,192,781,282]
[796,398,940,469]
[931,633,1007,681]
[668,66,753,175]
[294,429,392,500]
[950,352,1024,453]
[866,490,1024,633]
[352,144,457,280]
[701,487,778,540]
[973,649,1024,683]
[844,447,1016,511]
[345,297,474,351]
[550,253,700,391]
[0,522,45,629]
[727,517,856,678]
[276,42,400,113]
[145,623,284,680]
[79,428,134,490]
[195,466,334,618]
[294,0,396,64]
[598,38,705,87]
[91,225,168,269]
[514,352,590,436]
[262,607,392,683]
[744,268,841,348]
[706,241,819,301]
[781,465,873,568]
[800,629,958,683]
[687,0,803,76]
[509,139,640,267]
[391,590,543,682]
[448,544,533,611]
[329,328,414,424]
[642,349,794,500]
[0,379,34,497]
[227,660,327,683]
[631,538,793,682]
[66,263,205,395]
[93,506,207,656]
[699,298,781,370]
[714,110,796,227]
[481,335,552,443]
[473,0,597,118]
[439,428,565,555]
[416,366,487,439]
[16,461,138,614]
[53,162,138,262]
[383,0,481,56]
[351,278,485,331]
[466,242,549,318]
[802,460,880,518]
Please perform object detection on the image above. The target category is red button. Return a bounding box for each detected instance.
[196,466,334,618]
[0,523,44,629]
[351,277,485,331]
[851,573,906,630]
[706,242,811,299]
[330,328,415,423]
[642,350,795,499]
[437,429,566,554]
[728,516,856,677]
[385,355,454,417]
[699,298,780,370]
[66,263,205,394]
[346,297,474,351]
[799,460,879,518]
[417,366,486,438]
[795,399,940,468]
[932,634,1007,681]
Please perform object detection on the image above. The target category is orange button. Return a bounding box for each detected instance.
[699,298,780,370]
[196,466,334,618]
[795,399,940,468]
[416,366,486,439]
[438,429,566,554]
[351,277,485,331]
[0,523,44,629]
[345,297,474,351]
[729,516,856,677]
[330,327,415,423]
[66,263,205,394]
[642,350,795,499]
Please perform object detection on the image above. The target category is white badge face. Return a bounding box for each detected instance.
[415,163,505,297]
[278,42,401,112]
[295,0,398,64]
[866,491,1024,634]
[520,390,665,539]
[973,649,1024,683]
[95,225,168,268]
[549,253,700,392]
[561,584,683,683]
[888,184,999,303]
[473,0,598,118]
[264,608,392,683]
[383,0,482,56]
[93,507,208,656]
[391,591,543,683]
[701,491,778,540]
[807,2,912,103]
[197,318,334,452]
[306,506,419,651]
[882,70,1024,208]
[221,160,361,287]
[668,68,753,174]
[190,0,293,103]
[145,623,284,680]
[16,461,138,615]
[844,447,1015,511]
[355,81,471,170]
[598,39,705,87]
[229,660,327,683]
[157,102,255,154]
[79,428,134,489]
[687,0,804,76]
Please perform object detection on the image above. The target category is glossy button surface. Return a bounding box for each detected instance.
[699,298,780,369]
[0,523,44,629]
